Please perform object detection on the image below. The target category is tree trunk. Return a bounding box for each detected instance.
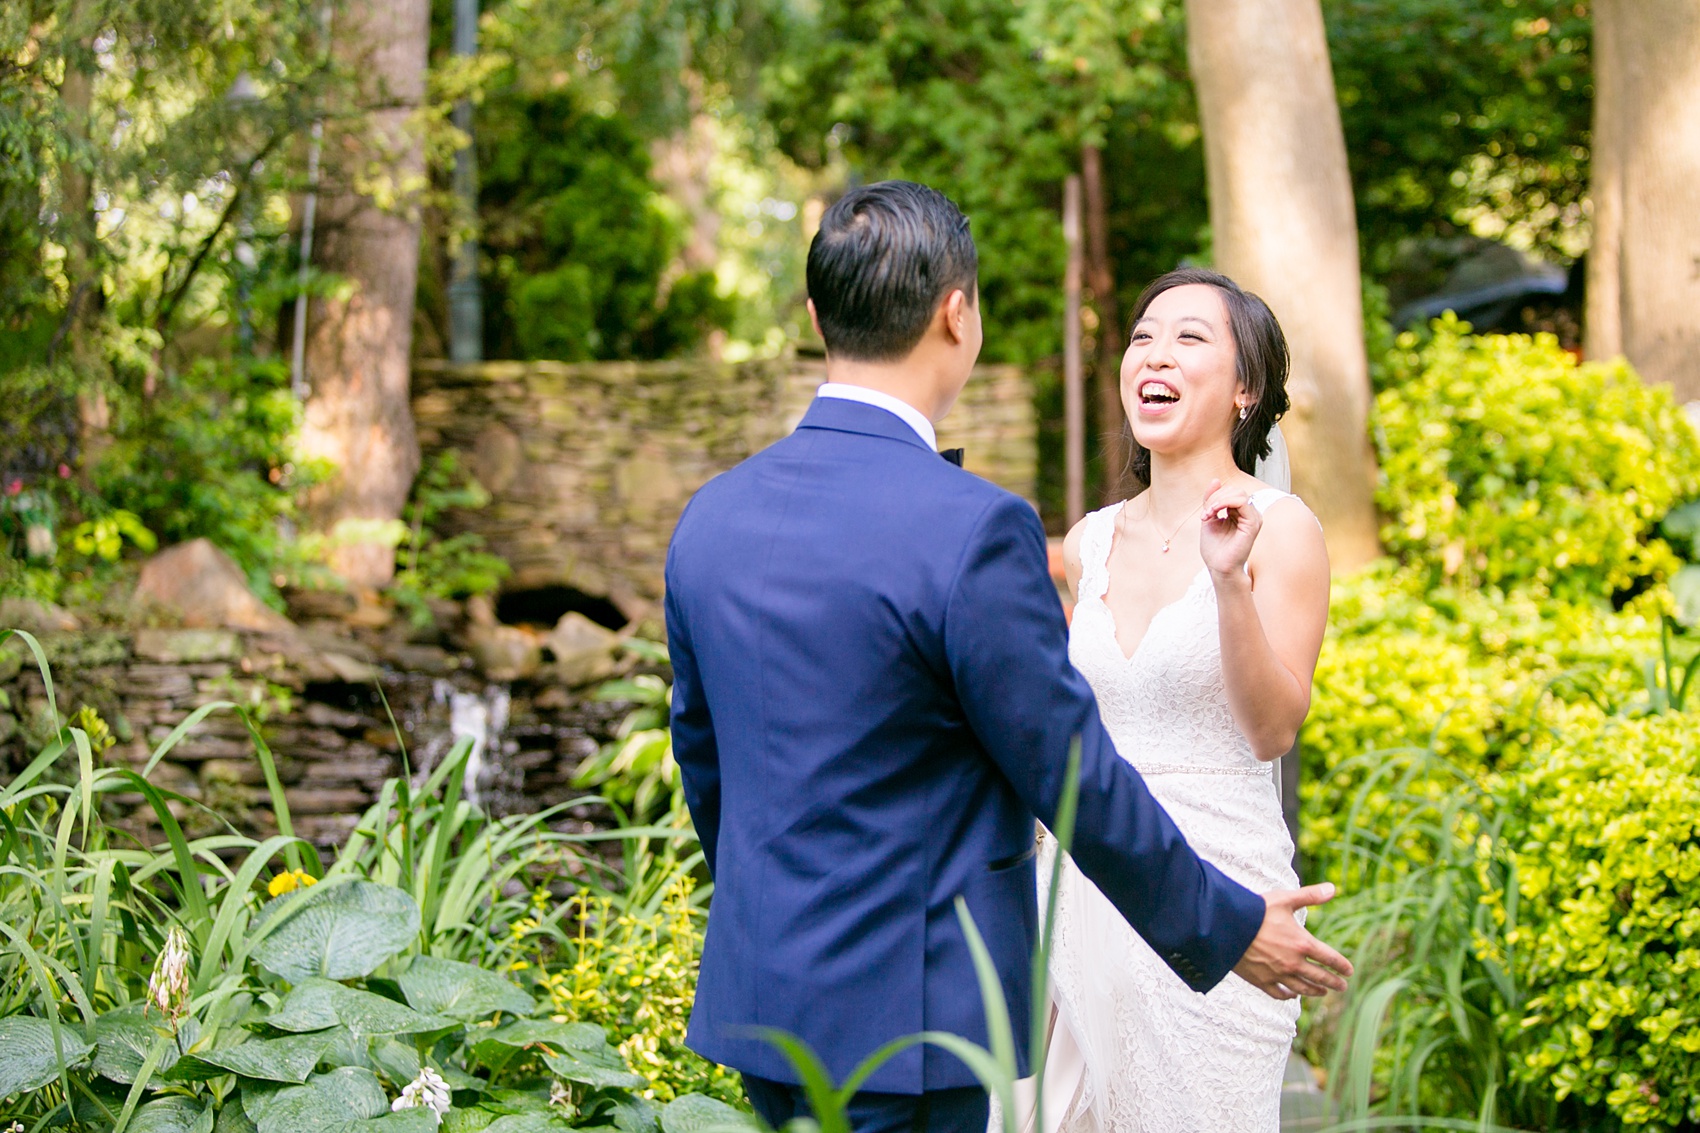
[298,0,429,589]
[1586,0,1700,401]
[1082,144,1127,502]
[1185,0,1380,570]
[56,22,111,465]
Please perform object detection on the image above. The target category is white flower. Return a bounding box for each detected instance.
[146,926,192,1024]
[392,1066,452,1118]
[550,1079,571,1108]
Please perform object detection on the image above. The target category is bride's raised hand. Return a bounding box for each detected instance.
[1199,478,1262,579]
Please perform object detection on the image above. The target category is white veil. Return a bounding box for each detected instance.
[1254,422,1291,492]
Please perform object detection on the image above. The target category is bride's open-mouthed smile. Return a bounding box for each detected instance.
[1122,283,1244,449]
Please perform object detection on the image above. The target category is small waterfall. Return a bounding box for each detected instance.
[428,679,513,810]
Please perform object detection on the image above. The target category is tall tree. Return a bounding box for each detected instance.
[299,0,430,588]
[1185,0,1380,569]
[1586,0,1700,401]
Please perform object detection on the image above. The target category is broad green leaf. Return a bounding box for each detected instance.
[0,1015,95,1097]
[92,1004,184,1084]
[367,1036,422,1086]
[129,1096,210,1133]
[171,1031,332,1084]
[215,1099,261,1133]
[397,955,534,1021]
[243,1066,388,1133]
[607,1093,659,1133]
[483,1117,574,1133]
[265,979,455,1037]
[539,1045,643,1091]
[251,881,420,982]
[442,1110,499,1133]
[470,1020,610,1075]
[660,1095,756,1133]
[351,1110,440,1132]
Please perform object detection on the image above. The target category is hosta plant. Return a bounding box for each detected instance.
[0,628,750,1133]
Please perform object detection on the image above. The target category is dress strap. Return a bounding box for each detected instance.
[1248,487,1298,514]
[1249,488,1325,533]
[1077,502,1125,602]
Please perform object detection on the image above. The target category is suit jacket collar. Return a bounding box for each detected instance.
[795,396,937,454]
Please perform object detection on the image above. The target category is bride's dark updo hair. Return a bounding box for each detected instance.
[1122,267,1290,491]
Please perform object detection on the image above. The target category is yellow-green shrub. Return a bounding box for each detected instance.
[1498,712,1700,1130]
[1302,564,1660,873]
[1375,318,1700,602]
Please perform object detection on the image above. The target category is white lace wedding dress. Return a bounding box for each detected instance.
[1010,489,1303,1133]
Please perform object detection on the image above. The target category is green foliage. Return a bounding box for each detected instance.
[573,669,680,825]
[391,452,510,624]
[1325,0,1593,271]
[1498,712,1700,1130]
[762,0,1165,364]
[1373,318,1700,603]
[477,83,727,361]
[0,628,733,1132]
[1300,745,1552,1129]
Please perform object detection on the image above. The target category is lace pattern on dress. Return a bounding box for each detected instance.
[1032,490,1306,1133]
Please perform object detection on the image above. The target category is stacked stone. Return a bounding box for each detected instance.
[412,352,1039,625]
[0,615,633,852]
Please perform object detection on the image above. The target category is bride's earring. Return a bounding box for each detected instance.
[1237,404,1249,421]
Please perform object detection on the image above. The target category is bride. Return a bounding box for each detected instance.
[1032,268,1331,1132]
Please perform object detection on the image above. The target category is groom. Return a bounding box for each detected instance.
[665,181,1351,1133]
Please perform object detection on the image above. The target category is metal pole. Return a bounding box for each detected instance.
[447,0,483,362]
[290,2,333,401]
[1063,175,1085,528]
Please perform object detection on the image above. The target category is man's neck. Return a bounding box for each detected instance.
[821,358,944,424]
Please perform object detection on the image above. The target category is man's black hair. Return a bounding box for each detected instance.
[806,180,978,362]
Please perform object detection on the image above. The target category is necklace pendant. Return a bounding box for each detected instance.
[1161,541,1171,553]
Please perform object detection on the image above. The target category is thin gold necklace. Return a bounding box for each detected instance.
[1141,497,1195,554]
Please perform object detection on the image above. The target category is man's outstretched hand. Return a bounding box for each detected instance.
[1232,883,1353,1000]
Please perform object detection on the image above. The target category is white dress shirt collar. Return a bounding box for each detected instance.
[815,383,938,451]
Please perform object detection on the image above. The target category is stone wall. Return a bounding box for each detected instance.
[0,612,633,849]
[412,353,1037,620]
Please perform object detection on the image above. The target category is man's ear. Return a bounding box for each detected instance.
[807,298,825,343]
[941,289,970,346]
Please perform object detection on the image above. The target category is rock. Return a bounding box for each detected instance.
[467,622,542,681]
[465,593,497,627]
[543,612,623,688]
[0,597,81,636]
[133,540,295,633]
[381,642,454,674]
[319,652,379,683]
[133,627,240,664]
[281,587,357,621]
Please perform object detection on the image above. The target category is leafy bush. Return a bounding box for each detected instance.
[389,452,510,625]
[1498,711,1700,1130]
[0,629,746,1133]
[477,84,734,362]
[87,356,316,597]
[1301,563,1660,876]
[1374,317,1700,602]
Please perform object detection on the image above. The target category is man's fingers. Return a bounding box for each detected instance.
[1272,882,1337,911]
[1304,938,1354,980]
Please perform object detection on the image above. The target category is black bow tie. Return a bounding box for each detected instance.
[940,448,964,467]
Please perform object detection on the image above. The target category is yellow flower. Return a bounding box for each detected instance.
[268,869,318,897]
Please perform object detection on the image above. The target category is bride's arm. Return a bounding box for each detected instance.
[1061,514,1089,602]
[1201,492,1330,760]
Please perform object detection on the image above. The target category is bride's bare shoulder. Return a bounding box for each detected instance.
[1251,491,1328,574]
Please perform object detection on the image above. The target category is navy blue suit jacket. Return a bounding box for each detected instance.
[664,397,1265,1094]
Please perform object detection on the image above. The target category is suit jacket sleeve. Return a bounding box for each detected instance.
[665,564,722,879]
[943,494,1266,992]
